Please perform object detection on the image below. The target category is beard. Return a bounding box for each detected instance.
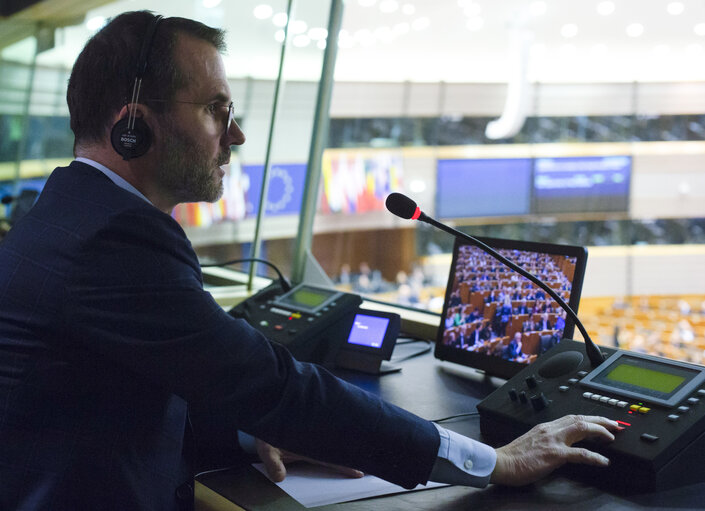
[157,119,229,204]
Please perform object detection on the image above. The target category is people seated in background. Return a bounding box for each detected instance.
[523,313,537,332]
[467,307,481,322]
[514,300,529,314]
[496,302,512,336]
[554,309,566,333]
[538,312,553,331]
[503,332,526,361]
[470,322,493,347]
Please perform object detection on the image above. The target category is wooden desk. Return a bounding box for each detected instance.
[197,343,705,510]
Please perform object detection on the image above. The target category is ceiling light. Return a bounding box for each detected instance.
[597,1,615,16]
[85,16,106,31]
[529,1,547,17]
[379,0,399,13]
[402,3,415,15]
[338,34,355,48]
[411,17,430,30]
[561,23,578,38]
[308,27,328,41]
[317,39,327,50]
[292,34,311,47]
[626,23,644,37]
[274,29,285,43]
[272,12,288,27]
[289,20,308,34]
[667,2,685,15]
[694,23,705,36]
[202,0,222,8]
[466,17,484,31]
[409,179,426,193]
[253,4,273,20]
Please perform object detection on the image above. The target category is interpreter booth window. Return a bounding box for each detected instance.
[0,0,333,288]
[308,1,705,371]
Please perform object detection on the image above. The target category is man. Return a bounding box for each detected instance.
[0,11,618,511]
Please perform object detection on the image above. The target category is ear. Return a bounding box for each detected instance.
[115,103,148,122]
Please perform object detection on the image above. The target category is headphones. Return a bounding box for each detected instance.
[111,15,164,160]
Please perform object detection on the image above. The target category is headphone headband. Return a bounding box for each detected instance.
[111,14,164,160]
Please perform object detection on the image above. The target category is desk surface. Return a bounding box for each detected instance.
[197,342,705,510]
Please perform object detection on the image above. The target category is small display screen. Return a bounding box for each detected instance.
[278,286,336,311]
[606,364,685,394]
[593,354,698,399]
[347,314,390,349]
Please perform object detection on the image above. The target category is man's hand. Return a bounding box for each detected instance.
[490,414,620,486]
[255,439,364,483]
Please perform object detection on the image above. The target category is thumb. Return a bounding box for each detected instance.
[258,444,288,482]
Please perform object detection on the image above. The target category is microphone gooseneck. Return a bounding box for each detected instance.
[386,192,605,368]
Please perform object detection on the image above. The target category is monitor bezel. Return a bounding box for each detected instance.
[433,236,588,379]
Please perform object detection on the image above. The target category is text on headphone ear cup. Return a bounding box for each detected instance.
[111,117,152,160]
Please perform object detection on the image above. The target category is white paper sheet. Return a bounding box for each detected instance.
[252,463,448,508]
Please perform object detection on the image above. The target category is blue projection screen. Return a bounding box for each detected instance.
[436,158,532,219]
[533,156,631,214]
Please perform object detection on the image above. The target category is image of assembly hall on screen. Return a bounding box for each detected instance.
[441,245,576,365]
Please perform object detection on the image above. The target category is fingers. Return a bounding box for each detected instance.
[562,446,610,467]
[255,438,363,482]
[490,415,618,486]
[556,415,619,444]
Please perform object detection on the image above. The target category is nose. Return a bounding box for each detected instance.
[227,119,246,146]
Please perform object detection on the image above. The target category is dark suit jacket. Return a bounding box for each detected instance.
[0,162,439,510]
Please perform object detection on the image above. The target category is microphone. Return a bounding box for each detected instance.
[1,195,14,205]
[385,192,605,368]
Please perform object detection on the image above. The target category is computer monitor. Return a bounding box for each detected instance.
[434,236,588,379]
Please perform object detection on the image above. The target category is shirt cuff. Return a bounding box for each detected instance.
[237,430,257,454]
[428,423,497,488]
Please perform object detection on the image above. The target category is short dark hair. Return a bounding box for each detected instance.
[67,11,225,147]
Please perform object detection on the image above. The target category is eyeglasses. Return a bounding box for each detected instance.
[144,98,235,135]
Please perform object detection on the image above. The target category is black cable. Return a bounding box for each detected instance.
[200,257,291,291]
[431,411,480,423]
[390,338,432,363]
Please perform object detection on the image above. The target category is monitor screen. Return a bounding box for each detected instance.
[436,158,532,218]
[434,236,588,379]
[533,155,631,214]
[347,314,391,348]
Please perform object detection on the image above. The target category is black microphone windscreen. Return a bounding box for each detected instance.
[1,195,14,205]
[385,192,417,220]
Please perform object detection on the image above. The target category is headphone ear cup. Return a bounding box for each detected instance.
[111,117,152,160]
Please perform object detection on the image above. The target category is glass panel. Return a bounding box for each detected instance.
[307,2,705,367]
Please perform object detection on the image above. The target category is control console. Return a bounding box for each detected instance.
[478,339,705,490]
[229,283,362,363]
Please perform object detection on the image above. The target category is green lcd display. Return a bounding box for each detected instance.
[289,288,331,308]
[275,284,340,313]
[606,364,686,394]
